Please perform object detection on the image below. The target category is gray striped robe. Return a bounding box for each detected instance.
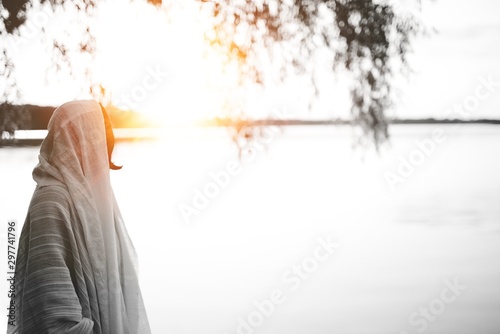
[9,185,100,333]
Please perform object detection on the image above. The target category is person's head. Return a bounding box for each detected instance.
[35,100,122,188]
[100,104,122,170]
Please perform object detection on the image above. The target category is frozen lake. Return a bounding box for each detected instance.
[1,124,500,334]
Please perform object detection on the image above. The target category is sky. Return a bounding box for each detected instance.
[395,0,500,120]
[2,0,500,122]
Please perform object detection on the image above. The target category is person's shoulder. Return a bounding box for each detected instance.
[25,186,76,246]
[29,185,73,219]
[32,185,71,202]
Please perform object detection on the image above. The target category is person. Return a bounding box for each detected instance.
[8,100,151,334]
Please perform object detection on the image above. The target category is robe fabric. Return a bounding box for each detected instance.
[8,100,151,334]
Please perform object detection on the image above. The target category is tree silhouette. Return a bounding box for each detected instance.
[0,0,423,146]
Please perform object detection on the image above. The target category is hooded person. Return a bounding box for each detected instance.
[8,100,151,334]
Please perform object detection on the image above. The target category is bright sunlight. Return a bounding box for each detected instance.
[89,0,239,125]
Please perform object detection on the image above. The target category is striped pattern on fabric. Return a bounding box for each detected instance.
[9,185,101,334]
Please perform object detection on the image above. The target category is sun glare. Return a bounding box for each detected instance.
[89,0,238,126]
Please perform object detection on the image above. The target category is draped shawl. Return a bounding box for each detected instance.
[8,100,151,334]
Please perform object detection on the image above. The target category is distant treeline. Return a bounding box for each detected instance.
[2,104,156,130]
[3,105,500,131]
[202,117,500,127]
